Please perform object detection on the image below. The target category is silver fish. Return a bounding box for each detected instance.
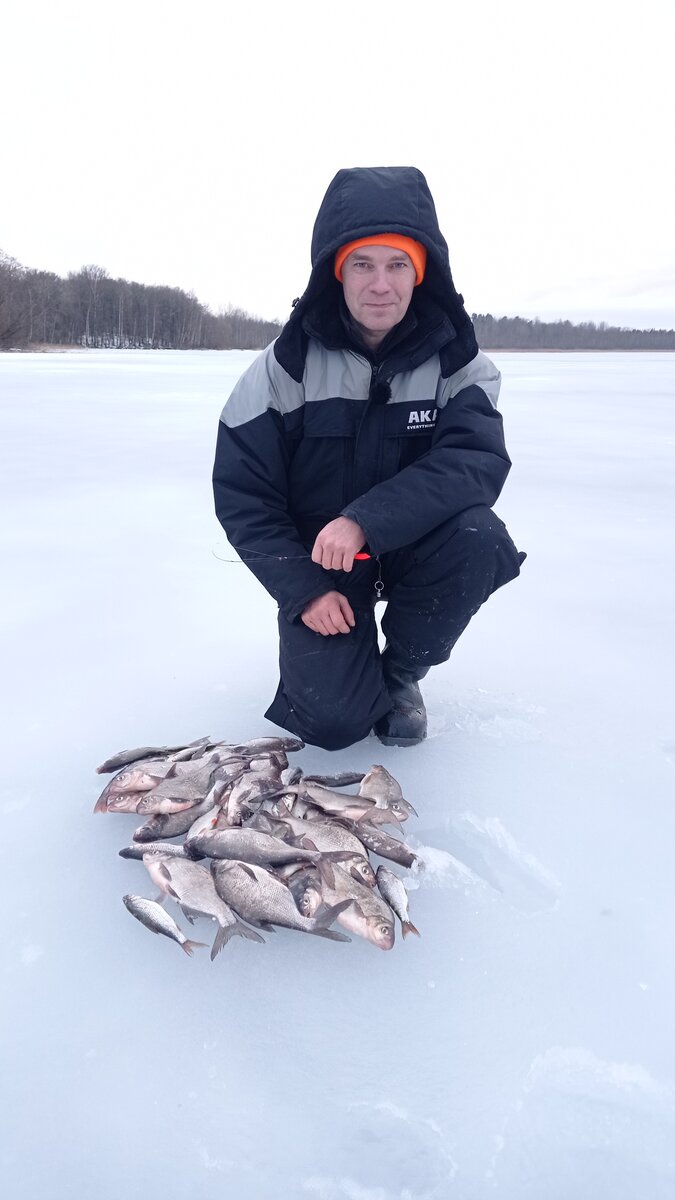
[375,866,420,939]
[298,782,379,823]
[280,766,304,788]
[231,737,304,755]
[97,737,211,774]
[185,828,351,885]
[143,856,264,959]
[135,761,220,813]
[266,813,376,889]
[344,822,418,869]
[94,766,169,813]
[122,894,207,955]
[210,860,351,940]
[132,789,222,840]
[119,842,192,860]
[358,765,418,819]
[301,864,395,951]
[224,767,285,826]
[304,771,365,787]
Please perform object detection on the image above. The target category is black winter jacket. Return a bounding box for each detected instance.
[213,167,511,622]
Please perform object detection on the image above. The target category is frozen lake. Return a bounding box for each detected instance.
[1,348,674,1199]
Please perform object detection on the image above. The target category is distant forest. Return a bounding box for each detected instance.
[1,249,673,352]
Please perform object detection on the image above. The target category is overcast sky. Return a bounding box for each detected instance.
[3,0,673,329]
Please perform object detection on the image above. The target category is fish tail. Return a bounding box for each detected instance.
[181,939,208,956]
[211,921,264,960]
[402,921,421,939]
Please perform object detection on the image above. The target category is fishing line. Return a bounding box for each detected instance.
[212,543,372,565]
[212,543,384,596]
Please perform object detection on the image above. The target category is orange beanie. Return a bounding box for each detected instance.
[334,234,427,286]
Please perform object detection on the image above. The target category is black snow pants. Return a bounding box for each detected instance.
[265,505,524,751]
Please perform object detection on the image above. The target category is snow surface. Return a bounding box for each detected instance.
[1,348,674,1199]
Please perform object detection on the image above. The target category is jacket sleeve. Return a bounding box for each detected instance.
[212,347,333,622]
[342,355,511,555]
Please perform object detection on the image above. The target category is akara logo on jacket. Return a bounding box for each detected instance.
[407,408,438,432]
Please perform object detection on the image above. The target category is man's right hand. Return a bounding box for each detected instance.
[301,591,355,636]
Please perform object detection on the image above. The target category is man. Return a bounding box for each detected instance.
[213,166,524,751]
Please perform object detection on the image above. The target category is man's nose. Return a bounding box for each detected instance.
[369,269,391,293]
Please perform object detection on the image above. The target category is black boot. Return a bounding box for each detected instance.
[375,658,429,747]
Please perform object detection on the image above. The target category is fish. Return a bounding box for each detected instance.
[304,771,366,787]
[375,866,420,939]
[94,765,169,813]
[134,761,221,813]
[300,864,395,951]
[132,788,223,840]
[119,842,193,860]
[231,737,304,755]
[210,860,351,940]
[185,828,351,885]
[224,767,285,826]
[122,894,208,955]
[280,766,304,788]
[97,737,211,774]
[263,812,376,889]
[358,764,418,819]
[142,856,264,959]
[343,821,418,869]
[297,781,379,823]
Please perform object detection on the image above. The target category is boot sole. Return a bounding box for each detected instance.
[375,733,426,747]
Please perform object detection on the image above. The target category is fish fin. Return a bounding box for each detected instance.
[239,863,258,881]
[316,858,335,889]
[402,921,421,939]
[181,939,208,956]
[313,928,352,942]
[158,863,173,882]
[300,836,318,852]
[180,906,196,926]
[165,884,181,901]
[258,921,278,932]
[313,898,354,930]
[211,922,265,959]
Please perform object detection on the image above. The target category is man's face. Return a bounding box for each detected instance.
[341,244,416,348]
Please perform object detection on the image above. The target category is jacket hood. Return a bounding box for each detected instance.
[275,166,478,380]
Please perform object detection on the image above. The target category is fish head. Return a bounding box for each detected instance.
[106,793,145,813]
[366,914,395,951]
[348,858,377,889]
[386,799,415,823]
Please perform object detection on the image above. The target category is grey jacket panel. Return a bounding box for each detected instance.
[220,340,501,429]
[219,342,303,428]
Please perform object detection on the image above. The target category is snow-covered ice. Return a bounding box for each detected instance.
[1,348,674,1199]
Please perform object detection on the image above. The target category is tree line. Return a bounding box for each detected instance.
[1,248,673,352]
[0,251,283,351]
[471,312,675,351]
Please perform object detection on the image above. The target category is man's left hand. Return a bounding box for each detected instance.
[311,516,366,572]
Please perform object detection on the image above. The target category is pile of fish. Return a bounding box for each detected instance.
[94,734,421,958]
